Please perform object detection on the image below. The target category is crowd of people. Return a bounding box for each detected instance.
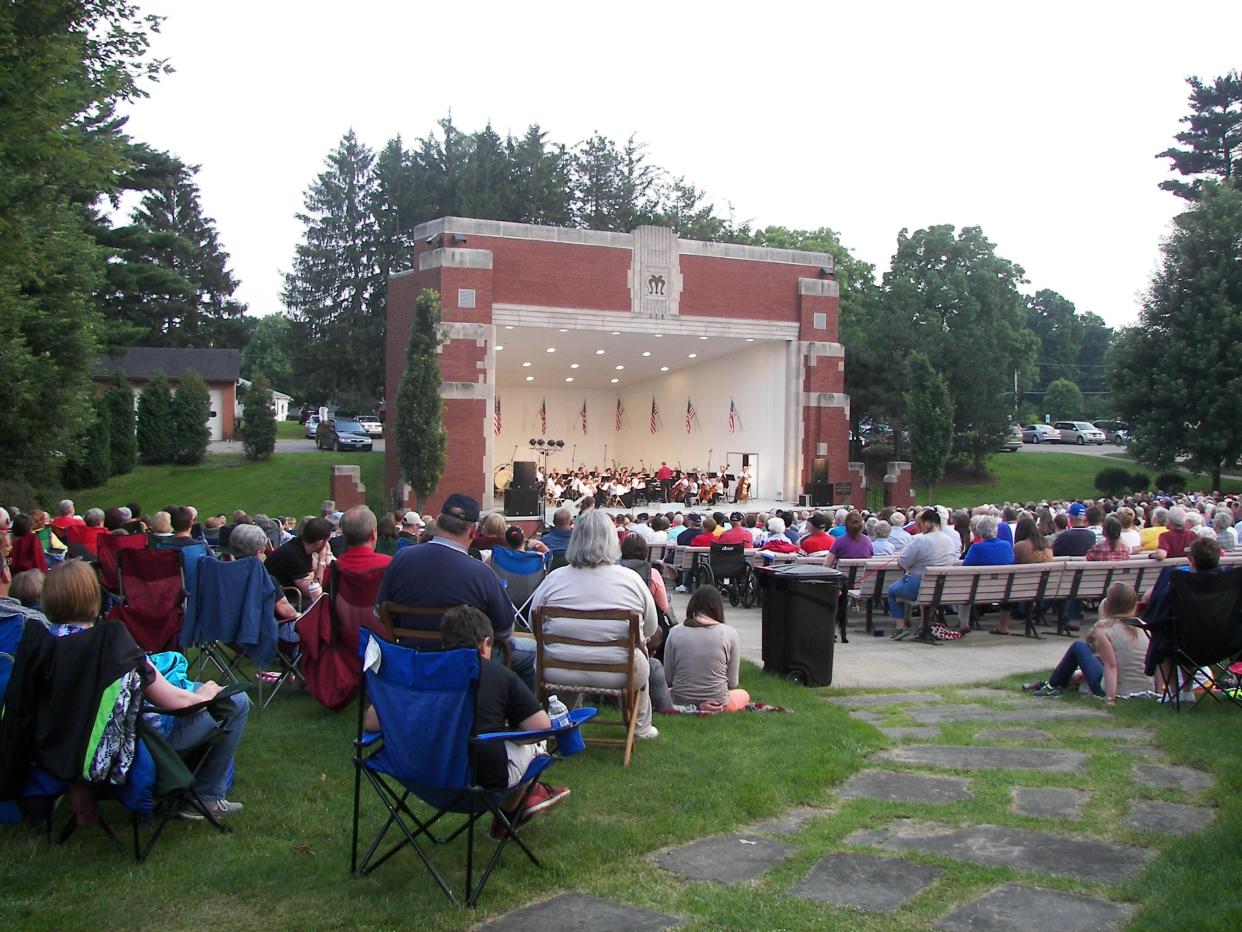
[534,461,753,507]
[2,486,1238,834]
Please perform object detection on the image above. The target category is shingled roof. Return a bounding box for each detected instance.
[96,347,240,383]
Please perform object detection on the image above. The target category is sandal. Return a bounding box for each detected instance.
[989,629,1010,636]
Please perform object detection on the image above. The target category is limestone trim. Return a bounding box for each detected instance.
[409,217,835,268]
[443,322,489,342]
[389,267,419,281]
[798,278,841,298]
[802,341,846,365]
[492,304,798,341]
[802,392,851,419]
[418,247,494,271]
[440,382,489,400]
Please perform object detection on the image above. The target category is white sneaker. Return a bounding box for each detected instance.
[636,726,660,740]
[177,797,244,820]
[674,585,687,594]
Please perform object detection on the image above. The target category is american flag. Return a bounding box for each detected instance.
[539,398,547,435]
[650,396,661,434]
[493,395,501,436]
[615,396,624,432]
[579,399,588,434]
[727,398,741,434]
[685,397,700,433]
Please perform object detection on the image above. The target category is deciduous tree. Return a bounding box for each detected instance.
[1043,378,1085,421]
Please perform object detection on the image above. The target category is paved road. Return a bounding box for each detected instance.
[1009,442,1127,457]
[208,437,386,454]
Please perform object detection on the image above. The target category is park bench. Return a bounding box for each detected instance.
[899,562,1066,643]
[842,556,908,633]
[1050,557,1184,635]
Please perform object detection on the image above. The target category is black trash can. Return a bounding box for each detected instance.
[757,563,844,686]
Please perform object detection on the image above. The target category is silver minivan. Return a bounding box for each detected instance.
[1053,421,1106,445]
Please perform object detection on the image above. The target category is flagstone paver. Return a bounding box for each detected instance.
[789,853,942,913]
[749,806,827,835]
[954,687,1020,701]
[908,704,1107,725]
[478,892,683,931]
[1011,786,1089,820]
[1132,763,1214,792]
[849,710,885,724]
[880,745,1088,774]
[825,691,941,708]
[1126,799,1215,835]
[975,728,1054,742]
[933,883,1134,931]
[879,726,941,740]
[1085,726,1155,742]
[845,820,1155,881]
[650,834,796,885]
[839,769,973,804]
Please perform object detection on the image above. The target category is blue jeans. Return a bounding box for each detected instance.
[887,574,921,620]
[170,692,251,801]
[1049,641,1104,695]
[508,636,537,693]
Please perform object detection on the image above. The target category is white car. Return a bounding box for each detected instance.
[1022,423,1061,444]
[304,415,320,440]
[1053,421,1107,445]
[357,415,383,437]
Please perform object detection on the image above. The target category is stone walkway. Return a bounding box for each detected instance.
[480,688,1217,930]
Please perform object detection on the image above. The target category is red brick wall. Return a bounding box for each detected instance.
[679,256,810,322]
[330,465,367,511]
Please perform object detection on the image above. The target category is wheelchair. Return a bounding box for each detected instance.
[694,542,758,608]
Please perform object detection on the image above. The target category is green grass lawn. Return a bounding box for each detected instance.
[276,420,307,440]
[933,452,1242,507]
[3,665,1238,929]
[70,452,384,519]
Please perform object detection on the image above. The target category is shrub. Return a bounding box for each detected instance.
[1157,472,1187,493]
[171,369,211,466]
[104,369,136,475]
[1094,466,1133,497]
[62,395,112,489]
[1130,472,1151,493]
[243,375,278,460]
[137,371,175,464]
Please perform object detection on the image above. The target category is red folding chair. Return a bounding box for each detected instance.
[107,548,186,652]
[63,524,107,558]
[295,564,384,712]
[97,533,149,598]
[9,532,48,575]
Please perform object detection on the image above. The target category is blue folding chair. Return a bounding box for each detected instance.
[489,548,548,632]
[350,629,593,907]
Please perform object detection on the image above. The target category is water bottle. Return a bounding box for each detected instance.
[547,694,570,730]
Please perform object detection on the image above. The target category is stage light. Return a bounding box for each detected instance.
[529,439,537,445]
[610,378,619,383]
[559,328,568,332]
[522,361,531,367]
[654,334,663,338]
[746,338,754,342]
[525,376,534,381]
[610,331,620,335]
[615,365,624,370]
[660,366,669,372]
[546,347,556,353]
[641,351,650,356]
[570,363,579,369]
[595,349,605,355]
[556,440,565,448]
[565,377,574,382]
[496,345,504,350]
[537,439,546,447]
[688,353,697,358]
[504,325,514,330]
[699,336,708,341]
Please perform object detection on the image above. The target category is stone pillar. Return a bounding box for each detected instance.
[846,462,867,507]
[884,461,915,509]
[796,277,851,503]
[330,465,366,511]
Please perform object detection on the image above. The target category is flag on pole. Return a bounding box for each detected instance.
[539,398,547,435]
[579,399,588,435]
[727,397,741,434]
[685,397,700,433]
[493,395,501,436]
[650,396,661,434]
[615,396,624,432]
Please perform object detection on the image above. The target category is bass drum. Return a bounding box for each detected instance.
[494,463,513,492]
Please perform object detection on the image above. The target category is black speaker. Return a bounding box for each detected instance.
[811,457,829,483]
[807,482,831,507]
[504,488,540,515]
[513,461,538,488]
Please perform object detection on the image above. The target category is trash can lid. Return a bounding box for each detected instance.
[764,563,844,579]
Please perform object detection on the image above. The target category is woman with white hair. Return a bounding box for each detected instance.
[759,517,801,554]
[528,510,662,739]
[1212,511,1238,551]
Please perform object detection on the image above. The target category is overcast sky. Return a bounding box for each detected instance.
[120,1,1241,330]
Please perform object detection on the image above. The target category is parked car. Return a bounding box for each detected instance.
[1022,423,1061,444]
[998,425,1022,452]
[1053,421,1107,445]
[357,415,383,436]
[1092,419,1131,443]
[304,415,320,439]
[317,417,374,452]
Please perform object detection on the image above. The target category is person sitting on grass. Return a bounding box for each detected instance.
[1025,582,1150,702]
[362,605,570,837]
[662,585,750,713]
[42,559,250,819]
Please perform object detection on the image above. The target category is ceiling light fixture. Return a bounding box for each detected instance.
[565,377,574,382]
[504,325,514,330]
[699,336,708,341]
[654,334,663,338]
[525,376,534,381]
[570,363,579,369]
[610,331,621,335]
[559,328,568,332]
[660,366,669,372]
[595,349,605,355]
[610,378,619,383]
[495,345,504,350]
[641,351,651,357]
[522,361,531,367]
[546,347,556,353]
[615,365,624,370]
[688,353,697,358]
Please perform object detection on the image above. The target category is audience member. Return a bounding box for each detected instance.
[662,585,749,712]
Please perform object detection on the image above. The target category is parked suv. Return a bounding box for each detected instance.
[1053,421,1106,445]
[317,417,374,452]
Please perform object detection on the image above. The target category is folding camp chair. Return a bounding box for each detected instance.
[96,533,148,598]
[1140,568,1242,712]
[107,548,186,652]
[532,606,643,767]
[9,532,48,575]
[182,558,281,702]
[490,548,547,632]
[351,630,592,907]
[293,563,381,712]
[374,602,515,666]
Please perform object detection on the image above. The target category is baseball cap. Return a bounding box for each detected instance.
[441,493,481,524]
[809,513,829,529]
[402,511,422,526]
[1067,502,1088,518]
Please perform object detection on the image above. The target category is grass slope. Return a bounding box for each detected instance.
[70,452,384,519]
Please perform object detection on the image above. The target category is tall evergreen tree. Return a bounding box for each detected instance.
[505,125,572,225]
[459,122,510,219]
[1112,183,1242,489]
[1157,70,1242,200]
[170,369,210,465]
[61,394,112,490]
[136,370,175,464]
[570,132,658,231]
[904,353,954,500]
[0,0,167,488]
[243,374,277,460]
[395,289,446,508]
[104,369,137,474]
[282,130,384,404]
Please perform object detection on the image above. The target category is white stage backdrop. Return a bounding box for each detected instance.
[494,341,788,500]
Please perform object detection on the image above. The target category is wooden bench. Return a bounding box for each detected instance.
[1050,557,1186,635]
